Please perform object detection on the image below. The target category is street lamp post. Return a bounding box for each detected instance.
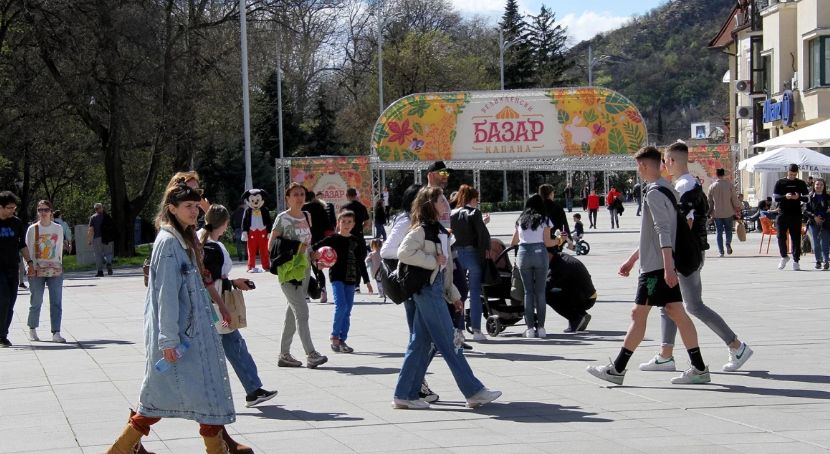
[587,44,614,86]
[276,45,285,212]
[240,0,253,190]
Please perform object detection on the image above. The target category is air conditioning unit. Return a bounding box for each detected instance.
[737,106,752,119]
[791,72,799,90]
[735,80,752,93]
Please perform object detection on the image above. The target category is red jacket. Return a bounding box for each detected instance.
[606,190,620,207]
[587,194,600,210]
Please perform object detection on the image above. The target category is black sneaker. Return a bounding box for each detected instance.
[245,388,278,407]
[576,313,592,332]
[816,262,823,270]
[95,271,104,277]
[18,282,27,289]
[825,262,829,271]
[0,338,11,347]
[107,266,113,276]
[419,381,439,403]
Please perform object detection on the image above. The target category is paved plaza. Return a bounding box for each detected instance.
[2,205,829,453]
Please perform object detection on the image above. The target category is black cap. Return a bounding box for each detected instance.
[426,161,452,173]
[788,163,799,172]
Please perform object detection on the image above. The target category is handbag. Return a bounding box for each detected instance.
[482,258,500,286]
[510,264,524,302]
[391,262,432,300]
[33,224,63,278]
[379,259,407,304]
[307,275,321,300]
[214,280,248,334]
[736,222,747,242]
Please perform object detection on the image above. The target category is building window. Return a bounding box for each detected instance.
[809,37,830,89]
[750,37,769,94]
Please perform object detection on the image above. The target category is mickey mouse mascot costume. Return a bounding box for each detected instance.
[241,189,273,272]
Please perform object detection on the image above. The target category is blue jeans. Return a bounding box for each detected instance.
[221,329,262,394]
[566,197,573,212]
[455,247,483,331]
[714,217,733,254]
[517,243,548,329]
[810,225,830,263]
[331,281,355,341]
[0,270,18,339]
[27,274,63,333]
[375,222,387,240]
[394,273,484,400]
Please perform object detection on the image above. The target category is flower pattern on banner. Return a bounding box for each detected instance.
[372,89,647,161]
[289,156,373,214]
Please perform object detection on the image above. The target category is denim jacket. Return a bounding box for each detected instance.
[137,226,235,425]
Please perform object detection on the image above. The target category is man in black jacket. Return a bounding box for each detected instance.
[774,163,810,270]
[87,203,115,277]
[547,252,595,333]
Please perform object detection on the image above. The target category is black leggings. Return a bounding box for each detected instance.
[776,215,803,261]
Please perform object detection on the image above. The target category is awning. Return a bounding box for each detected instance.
[739,146,830,173]
[753,119,830,149]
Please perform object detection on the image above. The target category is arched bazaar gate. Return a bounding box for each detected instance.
[368,87,646,201]
[278,89,738,217]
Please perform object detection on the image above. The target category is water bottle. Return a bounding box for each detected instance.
[154,340,191,373]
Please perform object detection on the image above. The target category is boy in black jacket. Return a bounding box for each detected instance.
[312,211,361,353]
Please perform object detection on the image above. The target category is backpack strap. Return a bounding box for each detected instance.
[651,185,678,208]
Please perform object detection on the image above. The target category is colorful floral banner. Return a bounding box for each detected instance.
[290,156,374,215]
[372,88,647,161]
[661,144,735,187]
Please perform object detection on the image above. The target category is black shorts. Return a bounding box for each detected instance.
[635,269,682,307]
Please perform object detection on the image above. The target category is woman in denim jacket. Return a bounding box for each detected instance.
[107,182,234,454]
[392,186,501,410]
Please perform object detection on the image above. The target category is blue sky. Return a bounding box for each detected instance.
[454,0,668,43]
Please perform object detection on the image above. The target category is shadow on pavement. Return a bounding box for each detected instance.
[252,406,364,422]
[656,383,830,400]
[19,339,135,350]
[430,401,613,423]
[737,370,830,385]
[323,365,401,375]
[483,352,593,362]
[351,351,405,359]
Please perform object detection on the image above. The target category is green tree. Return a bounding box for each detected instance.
[499,0,534,89]
[527,6,573,87]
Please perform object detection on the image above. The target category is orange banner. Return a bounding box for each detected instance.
[290,156,374,214]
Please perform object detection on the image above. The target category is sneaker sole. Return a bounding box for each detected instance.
[723,348,754,372]
[586,367,624,385]
[671,375,711,384]
[466,391,502,408]
[307,358,328,369]
[277,361,302,368]
[420,393,439,403]
[392,401,429,409]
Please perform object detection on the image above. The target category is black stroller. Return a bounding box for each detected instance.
[468,239,524,337]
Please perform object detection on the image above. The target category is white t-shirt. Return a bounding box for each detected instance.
[516,219,553,244]
[26,221,64,269]
[674,173,697,221]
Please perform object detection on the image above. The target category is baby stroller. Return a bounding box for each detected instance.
[470,239,525,337]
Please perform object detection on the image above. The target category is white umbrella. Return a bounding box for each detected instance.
[753,119,830,149]
[739,146,830,173]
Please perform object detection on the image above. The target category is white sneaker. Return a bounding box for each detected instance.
[586,363,626,385]
[466,388,502,408]
[523,328,537,338]
[536,327,547,338]
[392,398,430,409]
[723,343,754,372]
[778,257,790,270]
[792,261,800,271]
[28,329,39,342]
[671,366,711,384]
[639,354,676,371]
[52,332,66,343]
[472,330,486,341]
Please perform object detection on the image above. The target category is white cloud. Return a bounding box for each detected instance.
[557,11,631,43]
[451,0,505,14]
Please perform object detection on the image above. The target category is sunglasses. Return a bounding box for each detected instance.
[436,170,450,177]
[37,208,51,213]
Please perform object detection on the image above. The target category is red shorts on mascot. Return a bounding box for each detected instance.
[241,189,272,272]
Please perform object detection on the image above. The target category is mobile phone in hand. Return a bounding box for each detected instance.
[246,280,256,289]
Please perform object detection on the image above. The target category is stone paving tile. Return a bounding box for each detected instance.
[2,209,829,452]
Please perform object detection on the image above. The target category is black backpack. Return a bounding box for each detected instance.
[650,186,702,277]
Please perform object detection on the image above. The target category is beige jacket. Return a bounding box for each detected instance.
[707,178,741,218]
[397,224,462,304]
